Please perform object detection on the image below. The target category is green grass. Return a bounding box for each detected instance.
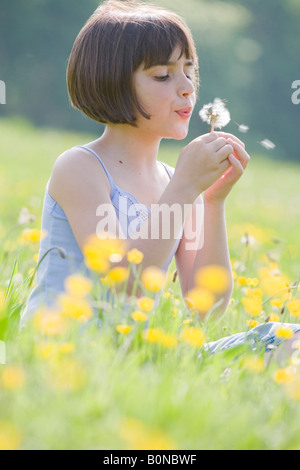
[0,117,300,450]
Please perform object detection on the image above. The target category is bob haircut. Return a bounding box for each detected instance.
[66,0,199,126]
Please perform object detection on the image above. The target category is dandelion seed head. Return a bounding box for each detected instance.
[199,98,230,130]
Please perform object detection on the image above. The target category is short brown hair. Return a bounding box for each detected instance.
[66,0,199,126]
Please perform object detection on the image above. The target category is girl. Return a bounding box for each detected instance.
[21,0,300,357]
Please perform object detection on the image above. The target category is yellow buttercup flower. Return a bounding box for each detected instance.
[140,266,167,293]
[246,319,260,329]
[137,296,155,312]
[143,328,164,343]
[258,266,289,297]
[127,248,144,264]
[64,274,92,298]
[35,341,75,360]
[237,276,248,286]
[270,298,284,309]
[273,368,294,384]
[246,277,259,287]
[83,233,127,273]
[268,312,280,322]
[241,297,262,317]
[143,328,177,348]
[195,265,230,294]
[285,377,300,401]
[286,299,300,318]
[58,342,75,355]
[245,288,263,300]
[106,266,129,284]
[242,356,265,373]
[20,228,47,244]
[163,291,173,299]
[1,366,26,390]
[185,287,215,314]
[116,324,133,335]
[275,325,294,340]
[56,294,93,323]
[35,341,59,360]
[181,326,205,348]
[0,290,6,317]
[0,421,22,450]
[119,417,176,450]
[131,311,148,322]
[33,308,68,336]
[84,251,110,273]
[100,275,115,288]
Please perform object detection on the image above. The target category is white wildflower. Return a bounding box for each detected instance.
[199,98,231,131]
[240,233,256,246]
[18,207,36,225]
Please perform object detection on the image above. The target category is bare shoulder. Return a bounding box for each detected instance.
[48,146,111,206]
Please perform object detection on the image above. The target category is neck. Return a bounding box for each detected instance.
[96,123,161,173]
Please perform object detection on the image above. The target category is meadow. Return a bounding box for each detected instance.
[0,116,300,450]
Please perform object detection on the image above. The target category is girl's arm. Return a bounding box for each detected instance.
[49,134,233,298]
[178,198,233,319]
[175,135,250,319]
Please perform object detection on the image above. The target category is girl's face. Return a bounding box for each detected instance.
[133,45,196,140]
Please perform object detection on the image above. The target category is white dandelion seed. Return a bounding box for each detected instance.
[238,124,249,133]
[199,98,231,132]
[259,139,275,150]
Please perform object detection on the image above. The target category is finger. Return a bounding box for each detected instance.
[219,156,232,174]
[211,137,230,152]
[201,132,219,143]
[216,132,245,149]
[227,139,250,169]
[215,143,234,161]
[228,153,244,176]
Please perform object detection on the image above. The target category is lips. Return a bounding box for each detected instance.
[175,107,192,119]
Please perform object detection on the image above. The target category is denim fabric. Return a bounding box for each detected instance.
[204,322,300,355]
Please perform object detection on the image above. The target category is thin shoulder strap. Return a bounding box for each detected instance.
[76,145,115,189]
[77,145,173,183]
[160,161,173,180]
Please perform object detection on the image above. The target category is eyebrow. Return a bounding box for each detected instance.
[154,59,194,67]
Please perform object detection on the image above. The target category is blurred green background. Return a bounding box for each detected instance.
[0,0,300,161]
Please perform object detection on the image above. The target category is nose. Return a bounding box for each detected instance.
[177,74,195,98]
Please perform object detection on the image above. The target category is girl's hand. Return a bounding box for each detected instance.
[174,132,234,199]
[203,133,250,205]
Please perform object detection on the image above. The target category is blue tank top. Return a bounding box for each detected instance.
[20,145,183,325]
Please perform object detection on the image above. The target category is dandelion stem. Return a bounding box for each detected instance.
[262,284,300,306]
[27,246,67,288]
[210,125,215,133]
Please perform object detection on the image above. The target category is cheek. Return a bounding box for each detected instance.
[137,83,171,113]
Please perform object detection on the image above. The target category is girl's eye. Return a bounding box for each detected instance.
[154,75,169,81]
[154,74,192,81]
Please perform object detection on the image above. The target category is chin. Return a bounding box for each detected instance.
[171,127,189,140]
